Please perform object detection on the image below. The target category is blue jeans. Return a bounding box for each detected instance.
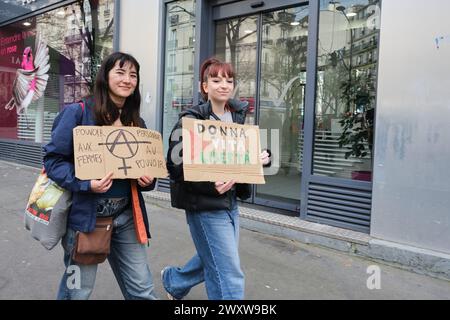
[57,209,157,300]
[161,204,244,300]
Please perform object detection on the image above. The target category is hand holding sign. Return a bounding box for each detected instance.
[137,175,155,188]
[215,180,236,194]
[90,172,114,193]
[260,150,270,166]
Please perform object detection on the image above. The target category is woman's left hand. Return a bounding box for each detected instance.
[260,150,271,166]
[137,175,154,187]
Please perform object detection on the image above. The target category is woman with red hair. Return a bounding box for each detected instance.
[162,58,270,300]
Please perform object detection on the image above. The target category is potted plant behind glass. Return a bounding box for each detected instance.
[338,72,375,181]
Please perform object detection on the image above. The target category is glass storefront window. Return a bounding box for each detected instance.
[215,4,309,207]
[313,0,380,182]
[256,6,308,204]
[0,0,114,143]
[162,0,196,152]
[215,15,257,125]
[0,0,65,25]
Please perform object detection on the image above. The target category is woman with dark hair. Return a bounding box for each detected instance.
[162,57,271,300]
[43,52,158,300]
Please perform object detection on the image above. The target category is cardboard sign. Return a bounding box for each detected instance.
[73,126,168,180]
[182,118,265,184]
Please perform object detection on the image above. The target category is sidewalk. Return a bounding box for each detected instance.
[1,160,449,299]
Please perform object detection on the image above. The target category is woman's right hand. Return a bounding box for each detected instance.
[214,180,235,195]
[90,172,114,193]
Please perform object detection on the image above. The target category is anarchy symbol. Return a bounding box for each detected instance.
[99,129,151,175]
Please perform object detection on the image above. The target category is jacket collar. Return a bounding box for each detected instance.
[80,95,95,110]
[179,99,249,120]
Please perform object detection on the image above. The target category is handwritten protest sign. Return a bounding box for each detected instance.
[73,126,168,180]
[182,118,265,184]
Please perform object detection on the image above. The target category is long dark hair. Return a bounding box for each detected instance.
[94,52,141,126]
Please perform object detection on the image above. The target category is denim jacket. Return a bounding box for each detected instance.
[43,97,155,236]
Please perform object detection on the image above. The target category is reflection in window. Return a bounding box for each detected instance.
[162,0,196,152]
[313,0,380,182]
[215,15,258,125]
[0,0,64,25]
[256,6,308,204]
[0,0,114,143]
[215,6,309,205]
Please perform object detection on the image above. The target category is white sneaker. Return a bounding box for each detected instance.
[160,266,177,300]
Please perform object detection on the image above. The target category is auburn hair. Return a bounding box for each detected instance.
[200,57,235,102]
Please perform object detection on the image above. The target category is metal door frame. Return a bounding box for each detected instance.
[159,0,374,232]
[200,0,312,213]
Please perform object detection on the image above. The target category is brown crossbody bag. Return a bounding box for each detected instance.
[72,216,113,265]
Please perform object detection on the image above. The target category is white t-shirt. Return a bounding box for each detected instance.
[210,110,233,123]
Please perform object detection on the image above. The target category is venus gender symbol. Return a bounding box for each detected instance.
[99,129,151,175]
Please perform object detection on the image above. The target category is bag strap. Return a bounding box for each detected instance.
[78,101,85,125]
[42,102,85,175]
[130,180,148,244]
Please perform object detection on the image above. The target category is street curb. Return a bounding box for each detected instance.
[356,239,450,281]
[143,190,450,282]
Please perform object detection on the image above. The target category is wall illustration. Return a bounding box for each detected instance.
[4,33,49,126]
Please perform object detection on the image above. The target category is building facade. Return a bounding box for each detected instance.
[0,0,449,258]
